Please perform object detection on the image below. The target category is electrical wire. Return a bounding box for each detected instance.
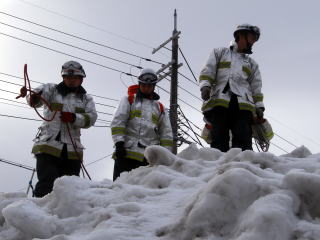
[0,79,118,111]
[0,157,34,171]
[268,115,320,147]
[164,77,202,101]
[0,91,115,116]
[85,153,113,167]
[0,113,41,122]
[0,101,29,109]
[0,11,163,65]
[178,47,198,83]
[0,96,28,106]
[0,72,119,102]
[0,112,110,128]
[0,21,143,70]
[178,105,203,146]
[156,85,202,113]
[274,133,298,148]
[0,32,138,77]
[178,72,199,86]
[270,142,290,154]
[16,1,155,50]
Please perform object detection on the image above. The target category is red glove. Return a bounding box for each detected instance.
[60,112,76,123]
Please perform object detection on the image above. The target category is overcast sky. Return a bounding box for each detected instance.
[1,0,320,193]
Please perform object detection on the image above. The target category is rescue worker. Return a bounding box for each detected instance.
[199,24,265,152]
[111,68,173,180]
[20,60,97,197]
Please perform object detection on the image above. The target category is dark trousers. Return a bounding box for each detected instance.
[204,94,253,152]
[34,144,81,197]
[113,157,148,181]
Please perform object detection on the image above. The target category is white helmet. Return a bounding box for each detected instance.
[233,24,260,41]
[61,60,86,78]
[138,68,158,84]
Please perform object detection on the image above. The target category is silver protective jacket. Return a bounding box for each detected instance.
[27,83,97,160]
[199,41,264,112]
[111,94,173,162]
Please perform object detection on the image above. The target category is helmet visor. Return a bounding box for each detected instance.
[61,61,86,77]
[139,73,158,84]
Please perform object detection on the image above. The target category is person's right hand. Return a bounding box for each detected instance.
[201,86,211,101]
[29,92,42,107]
[115,141,126,160]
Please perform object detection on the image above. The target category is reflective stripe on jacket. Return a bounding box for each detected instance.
[199,41,264,112]
[111,94,173,162]
[27,83,98,160]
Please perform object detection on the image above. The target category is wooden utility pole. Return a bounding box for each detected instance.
[170,9,179,154]
[152,9,181,154]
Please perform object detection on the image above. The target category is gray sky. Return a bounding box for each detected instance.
[1,0,320,193]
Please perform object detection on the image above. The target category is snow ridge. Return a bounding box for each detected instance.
[1,144,320,240]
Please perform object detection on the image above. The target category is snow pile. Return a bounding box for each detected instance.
[1,144,320,240]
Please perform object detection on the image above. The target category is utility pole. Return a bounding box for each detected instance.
[152,9,181,154]
[170,9,179,154]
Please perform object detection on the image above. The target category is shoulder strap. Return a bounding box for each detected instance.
[158,101,164,113]
[127,84,139,105]
[128,94,134,105]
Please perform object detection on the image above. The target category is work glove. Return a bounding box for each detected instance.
[115,141,127,160]
[256,107,265,119]
[201,86,211,101]
[29,91,42,107]
[60,112,76,123]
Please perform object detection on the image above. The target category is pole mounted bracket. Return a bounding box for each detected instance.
[152,31,181,54]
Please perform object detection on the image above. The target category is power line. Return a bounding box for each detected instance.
[0,157,34,171]
[164,77,202,101]
[0,90,116,116]
[0,113,111,128]
[270,142,290,154]
[0,113,41,122]
[178,71,199,86]
[157,85,202,113]
[0,72,119,102]
[85,153,113,167]
[274,133,298,148]
[0,31,138,77]
[179,47,198,83]
[178,105,203,146]
[0,11,163,65]
[0,96,28,106]
[267,115,320,148]
[16,1,155,49]
[0,21,143,70]
[0,101,29,109]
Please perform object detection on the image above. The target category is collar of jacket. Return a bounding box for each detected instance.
[56,82,87,98]
[229,40,238,52]
[136,88,160,101]
[229,40,248,57]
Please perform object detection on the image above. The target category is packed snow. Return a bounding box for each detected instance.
[1,144,320,240]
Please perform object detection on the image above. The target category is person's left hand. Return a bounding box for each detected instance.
[60,112,76,123]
